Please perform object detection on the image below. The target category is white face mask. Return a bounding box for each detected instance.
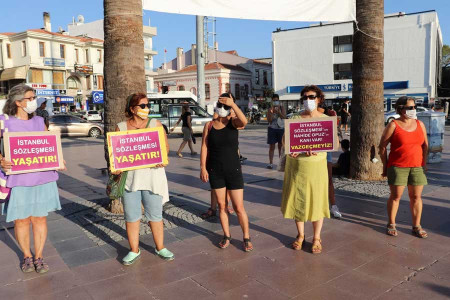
[136,108,150,119]
[304,100,317,112]
[215,106,230,118]
[405,109,417,119]
[23,99,38,114]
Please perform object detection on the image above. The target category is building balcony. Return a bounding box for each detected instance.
[144,48,158,56]
[143,26,157,37]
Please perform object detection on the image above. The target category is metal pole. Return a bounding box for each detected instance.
[196,15,205,108]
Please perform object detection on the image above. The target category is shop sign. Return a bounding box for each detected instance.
[43,58,65,67]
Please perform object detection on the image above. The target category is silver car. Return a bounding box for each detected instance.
[384,106,428,124]
[48,114,104,137]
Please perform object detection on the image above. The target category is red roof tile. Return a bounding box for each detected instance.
[0,32,15,36]
[225,50,238,55]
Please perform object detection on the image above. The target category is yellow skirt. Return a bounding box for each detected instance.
[281,153,330,222]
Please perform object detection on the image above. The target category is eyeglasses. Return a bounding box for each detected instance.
[217,102,231,110]
[400,105,417,110]
[134,103,151,109]
[301,95,317,100]
[22,96,37,101]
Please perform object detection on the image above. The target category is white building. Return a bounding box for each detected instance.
[0,13,105,112]
[68,15,158,93]
[157,46,273,109]
[272,10,443,111]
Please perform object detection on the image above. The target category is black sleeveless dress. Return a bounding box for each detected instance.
[207,121,244,190]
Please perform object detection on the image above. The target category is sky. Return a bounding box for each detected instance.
[0,0,448,69]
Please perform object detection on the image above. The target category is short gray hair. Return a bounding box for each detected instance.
[3,84,35,116]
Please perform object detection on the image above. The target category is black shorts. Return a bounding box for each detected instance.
[341,115,348,125]
[208,166,244,190]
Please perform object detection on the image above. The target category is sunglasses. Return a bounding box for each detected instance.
[301,95,317,100]
[400,105,417,110]
[134,103,151,109]
[217,102,231,110]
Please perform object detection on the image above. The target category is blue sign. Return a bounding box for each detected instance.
[287,81,409,93]
[57,96,74,104]
[92,91,104,104]
[43,58,65,67]
[36,89,60,96]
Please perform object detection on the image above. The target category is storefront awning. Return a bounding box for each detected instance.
[0,66,28,81]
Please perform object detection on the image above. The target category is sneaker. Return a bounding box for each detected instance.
[122,249,141,266]
[331,205,342,219]
[21,257,34,273]
[267,164,273,169]
[34,257,49,274]
[155,248,174,261]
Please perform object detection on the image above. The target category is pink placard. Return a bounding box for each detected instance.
[288,119,336,153]
[8,135,60,173]
[109,130,165,171]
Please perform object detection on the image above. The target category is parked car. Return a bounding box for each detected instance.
[147,92,212,134]
[384,106,428,124]
[84,110,102,122]
[48,115,104,137]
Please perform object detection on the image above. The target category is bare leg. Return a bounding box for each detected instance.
[387,185,405,225]
[312,218,324,240]
[228,189,250,239]
[210,190,218,210]
[187,140,195,153]
[269,144,276,164]
[327,162,336,206]
[149,221,164,251]
[126,220,140,253]
[177,141,188,155]
[14,217,32,258]
[30,217,47,258]
[407,185,424,227]
[213,188,230,237]
[277,142,283,158]
[295,220,305,238]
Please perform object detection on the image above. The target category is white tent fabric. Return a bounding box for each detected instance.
[142,0,355,22]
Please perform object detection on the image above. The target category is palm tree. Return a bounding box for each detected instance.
[350,0,384,180]
[104,0,146,212]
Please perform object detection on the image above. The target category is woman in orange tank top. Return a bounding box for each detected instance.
[379,97,428,239]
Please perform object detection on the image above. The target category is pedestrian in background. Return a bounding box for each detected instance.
[35,98,49,128]
[379,96,428,238]
[113,93,174,265]
[339,98,351,134]
[171,104,197,157]
[200,93,253,251]
[1,84,64,274]
[281,85,330,254]
[267,94,286,169]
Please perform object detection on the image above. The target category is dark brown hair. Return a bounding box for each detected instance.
[300,85,325,104]
[219,92,236,102]
[395,96,415,114]
[125,93,147,118]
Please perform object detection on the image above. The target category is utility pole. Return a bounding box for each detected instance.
[350,0,384,180]
[196,16,206,108]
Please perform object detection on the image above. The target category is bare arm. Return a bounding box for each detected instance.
[200,122,210,182]
[170,116,182,132]
[187,115,193,132]
[279,106,287,119]
[230,103,248,128]
[267,108,274,123]
[378,122,396,176]
[419,121,428,171]
[156,120,170,155]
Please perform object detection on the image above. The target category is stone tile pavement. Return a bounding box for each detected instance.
[0,126,449,299]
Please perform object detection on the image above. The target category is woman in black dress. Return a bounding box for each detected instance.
[200,93,253,251]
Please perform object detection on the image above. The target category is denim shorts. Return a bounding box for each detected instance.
[267,127,284,144]
[122,190,163,222]
[326,152,332,163]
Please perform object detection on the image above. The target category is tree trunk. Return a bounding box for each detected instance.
[350,0,384,180]
[104,0,146,213]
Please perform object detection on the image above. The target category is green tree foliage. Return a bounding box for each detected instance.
[443,44,450,68]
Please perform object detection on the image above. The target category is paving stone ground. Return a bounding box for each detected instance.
[0,125,449,299]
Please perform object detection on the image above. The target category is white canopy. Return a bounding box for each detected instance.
[142,0,356,22]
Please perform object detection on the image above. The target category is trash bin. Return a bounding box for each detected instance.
[417,111,446,163]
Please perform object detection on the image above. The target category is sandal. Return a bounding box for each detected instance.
[219,235,231,249]
[386,224,398,237]
[200,208,217,219]
[21,257,34,273]
[34,257,49,274]
[292,235,304,251]
[412,226,428,238]
[176,153,183,158]
[311,238,322,254]
[243,238,253,252]
[227,205,235,215]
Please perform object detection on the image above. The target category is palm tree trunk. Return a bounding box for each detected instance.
[104,0,146,212]
[350,0,384,180]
